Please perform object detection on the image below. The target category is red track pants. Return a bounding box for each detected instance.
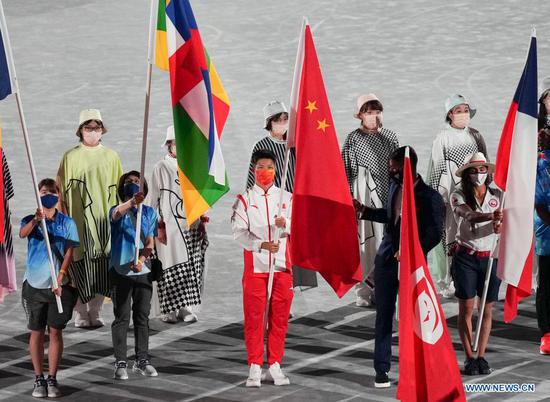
[242,271,293,366]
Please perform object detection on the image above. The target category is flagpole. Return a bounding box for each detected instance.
[0,0,63,312]
[473,192,505,352]
[263,18,307,329]
[264,146,291,330]
[134,0,157,265]
[396,148,411,322]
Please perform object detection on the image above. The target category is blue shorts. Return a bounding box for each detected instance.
[451,251,501,302]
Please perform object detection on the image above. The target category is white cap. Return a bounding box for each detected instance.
[76,109,107,136]
[163,125,175,148]
[263,100,288,129]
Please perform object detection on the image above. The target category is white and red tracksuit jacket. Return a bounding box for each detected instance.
[231,184,292,274]
[231,184,293,366]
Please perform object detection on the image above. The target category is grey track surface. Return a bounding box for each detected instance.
[1,1,550,400]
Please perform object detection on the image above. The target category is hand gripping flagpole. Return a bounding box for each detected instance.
[473,192,505,352]
[0,1,63,312]
[0,1,64,312]
[134,0,157,265]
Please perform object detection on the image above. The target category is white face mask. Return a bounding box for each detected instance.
[361,113,381,130]
[271,122,288,136]
[82,130,102,146]
[469,172,487,186]
[451,112,470,129]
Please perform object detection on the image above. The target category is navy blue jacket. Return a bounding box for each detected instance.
[361,175,445,262]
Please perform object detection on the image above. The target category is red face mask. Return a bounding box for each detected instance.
[255,168,275,186]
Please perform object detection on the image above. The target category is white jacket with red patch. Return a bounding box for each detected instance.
[231,184,292,274]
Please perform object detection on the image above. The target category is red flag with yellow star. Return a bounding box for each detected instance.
[287,19,361,297]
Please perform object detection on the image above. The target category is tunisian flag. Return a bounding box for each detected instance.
[397,149,465,402]
[493,30,538,323]
[287,19,361,297]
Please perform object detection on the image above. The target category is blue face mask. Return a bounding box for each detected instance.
[123,182,140,200]
[41,194,59,209]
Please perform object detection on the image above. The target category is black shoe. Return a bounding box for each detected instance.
[464,358,479,376]
[477,357,492,375]
[374,372,390,388]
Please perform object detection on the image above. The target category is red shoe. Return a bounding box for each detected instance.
[540,333,550,355]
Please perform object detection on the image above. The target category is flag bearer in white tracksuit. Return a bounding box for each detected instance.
[231,149,293,388]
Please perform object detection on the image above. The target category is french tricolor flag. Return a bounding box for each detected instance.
[494,29,538,323]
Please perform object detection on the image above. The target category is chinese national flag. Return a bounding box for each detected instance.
[287,19,361,297]
[397,148,465,402]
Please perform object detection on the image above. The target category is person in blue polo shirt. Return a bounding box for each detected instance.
[20,178,79,398]
[109,170,158,380]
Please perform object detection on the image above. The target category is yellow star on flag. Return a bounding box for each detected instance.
[305,100,318,114]
[317,118,330,132]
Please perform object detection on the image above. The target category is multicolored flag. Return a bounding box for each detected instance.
[288,19,362,297]
[397,148,465,402]
[154,0,170,71]
[163,0,230,225]
[494,30,538,323]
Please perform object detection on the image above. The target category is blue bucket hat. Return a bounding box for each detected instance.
[444,94,476,121]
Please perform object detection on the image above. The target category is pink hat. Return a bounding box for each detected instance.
[354,93,380,118]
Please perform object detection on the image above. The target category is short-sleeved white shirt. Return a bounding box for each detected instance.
[450,184,502,252]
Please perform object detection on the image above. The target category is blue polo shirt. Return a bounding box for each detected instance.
[535,150,550,256]
[110,205,157,276]
[21,211,80,289]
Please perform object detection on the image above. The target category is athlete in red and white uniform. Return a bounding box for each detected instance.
[231,149,293,388]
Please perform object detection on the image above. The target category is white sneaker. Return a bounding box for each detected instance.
[183,313,198,323]
[161,312,178,323]
[246,364,262,388]
[266,362,290,386]
[113,361,129,380]
[133,359,158,377]
[31,377,48,398]
[356,296,372,307]
[46,377,61,397]
[178,307,197,322]
[441,282,456,299]
[74,312,90,328]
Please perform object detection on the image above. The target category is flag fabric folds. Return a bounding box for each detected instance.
[397,148,465,402]
[0,10,13,101]
[154,0,170,71]
[493,30,538,323]
[288,19,362,298]
[0,126,5,243]
[163,0,230,225]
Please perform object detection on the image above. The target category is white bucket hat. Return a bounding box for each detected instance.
[354,93,380,118]
[162,125,175,148]
[76,109,107,136]
[455,152,494,177]
[444,94,476,121]
[263,100,288,129]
